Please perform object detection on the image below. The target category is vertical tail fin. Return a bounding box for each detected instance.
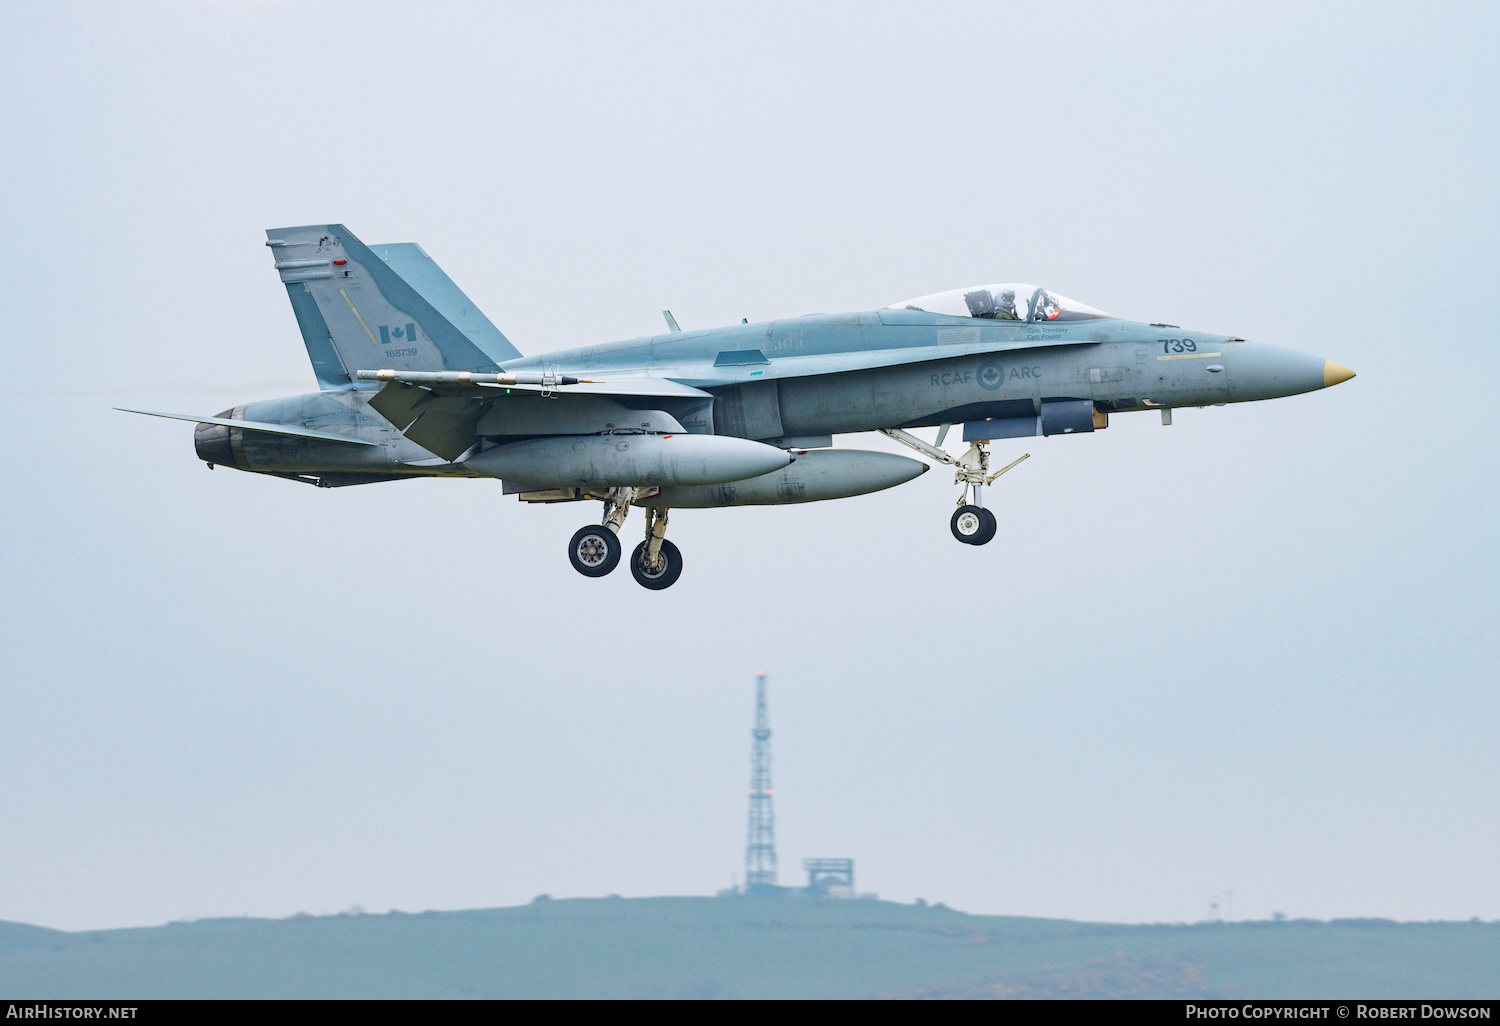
[370,243,521,364]
[266,224,503,388]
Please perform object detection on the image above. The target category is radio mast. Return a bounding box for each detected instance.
[744,672,778,891]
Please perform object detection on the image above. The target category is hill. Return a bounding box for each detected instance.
[1,897,1497,999]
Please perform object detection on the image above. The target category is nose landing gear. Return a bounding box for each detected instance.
[951,505,997,545]
[567,491,684,589]
[880,428,1028,547]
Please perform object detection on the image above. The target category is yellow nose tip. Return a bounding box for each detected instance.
[1323,361,1356,387]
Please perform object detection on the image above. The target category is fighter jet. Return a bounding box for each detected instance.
[123,224,1355,589]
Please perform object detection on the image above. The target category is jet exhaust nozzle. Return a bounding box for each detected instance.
[193,409,237,467]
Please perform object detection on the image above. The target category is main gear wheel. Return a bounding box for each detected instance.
[568,525,622,576]
[630,539,683,590]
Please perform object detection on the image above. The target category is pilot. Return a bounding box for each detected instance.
[1033,290,1061,321]
[994,289,1020,321]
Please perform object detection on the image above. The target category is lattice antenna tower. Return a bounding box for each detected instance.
[744,672,778,889]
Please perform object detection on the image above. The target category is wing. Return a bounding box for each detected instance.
[361,374,712,461]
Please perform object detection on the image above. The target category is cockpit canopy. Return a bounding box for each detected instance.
[888,283,1109,323]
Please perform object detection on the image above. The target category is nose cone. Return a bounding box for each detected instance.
[1323,361,1356,387]
[1229,343,1355,402]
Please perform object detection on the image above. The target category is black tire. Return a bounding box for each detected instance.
[971,508,997,546]
[568,525,621,577]
[630,539,683,590]
[951,505,986,544]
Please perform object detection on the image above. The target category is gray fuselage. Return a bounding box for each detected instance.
[196,310,1340,489]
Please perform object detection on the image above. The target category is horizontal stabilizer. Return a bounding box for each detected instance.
[364,384,481,460]
[116,409,378,445]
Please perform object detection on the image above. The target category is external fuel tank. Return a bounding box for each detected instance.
[652,448,927,507]
[465,433,792,489]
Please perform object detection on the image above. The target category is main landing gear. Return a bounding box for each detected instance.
[630,507,683,589]
[568,524,621,576]
[880,428,1029,547]
[567,488,684,589]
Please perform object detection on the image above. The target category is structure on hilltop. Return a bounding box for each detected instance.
[744,672,778,892]
[732,673,870,900]
[803,859,855,899]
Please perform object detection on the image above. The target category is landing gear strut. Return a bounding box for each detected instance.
[880,428,1028,547]
[631,508,683,589]
[567,490,684,589]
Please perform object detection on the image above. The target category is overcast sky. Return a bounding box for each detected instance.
[1,1,1496,931]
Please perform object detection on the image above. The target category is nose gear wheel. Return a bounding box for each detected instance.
[951,505,996,545]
